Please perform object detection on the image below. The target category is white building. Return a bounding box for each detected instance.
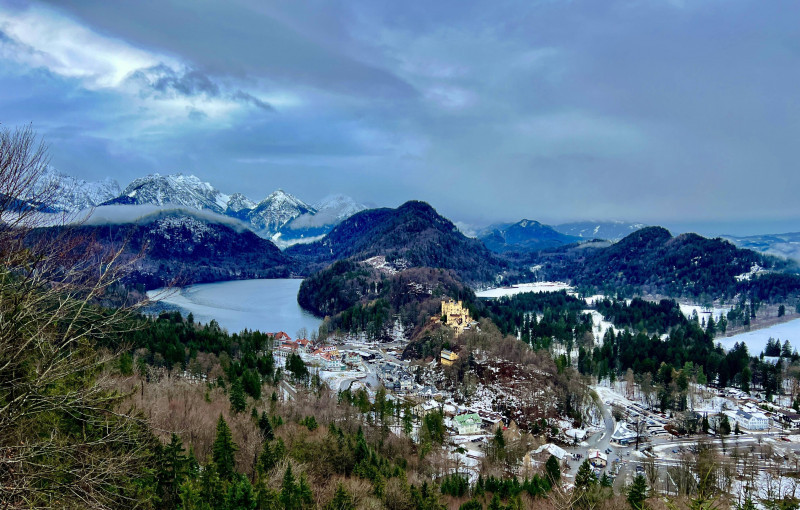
[532,443,567,460]
[728,410,770,430]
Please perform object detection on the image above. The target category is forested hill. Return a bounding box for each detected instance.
[34,213,293,290]
[533,226,800,300]
[287,200,505,284]
[478,219,580,253]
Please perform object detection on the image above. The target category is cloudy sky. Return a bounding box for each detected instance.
[1,0,798,235]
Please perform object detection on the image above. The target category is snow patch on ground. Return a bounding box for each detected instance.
[678,303,730,322]
[585,310,618,345]
[476,282,573,298]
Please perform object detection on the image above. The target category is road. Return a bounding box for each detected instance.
[612,430,800,489]
[565,392,616,477]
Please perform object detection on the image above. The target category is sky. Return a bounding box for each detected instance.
[1,0,799,235]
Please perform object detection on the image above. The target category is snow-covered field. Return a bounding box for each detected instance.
[717,318,800,355]
[585,310,617,345]
[476,281,573,298]
[146,279,321,335]
[678,303,731,322]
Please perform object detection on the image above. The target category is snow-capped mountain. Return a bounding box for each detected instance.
[553,220,647,241]
[73,171,366,242]
[103,173,230,213]
[31,168,120,212]
[226,193,257,213]
[247,190,316,234]
[285,194,366,231]
[271,194,366,247]
[224,192,257,221]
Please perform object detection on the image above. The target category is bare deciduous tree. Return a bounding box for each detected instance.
[0,125,151,508]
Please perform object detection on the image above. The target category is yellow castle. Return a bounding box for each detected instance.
[440,299,473,337]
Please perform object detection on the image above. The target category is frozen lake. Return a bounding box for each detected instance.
[717,317,800,355]
[146,279,321,337]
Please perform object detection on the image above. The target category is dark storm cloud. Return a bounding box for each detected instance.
[3,0,800,234]
[132,64,220,97]
[230,91,274,112]
[127,63,274,111]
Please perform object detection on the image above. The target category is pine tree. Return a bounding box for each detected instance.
[230,377,247,413]
[281,464,312,510]
[600,472,612,488]
[327,482,355,510]
[157,433,188,508]
[493,426,506,450]
[545,455,561,485]
[706,316,716,337]
[459,499,483,510]
[627,474,648,510]
[719,414,731,435]
[402,402,413,436]
[198,462,226,509]
[258,438,286,475]
[297,474,314,508]
[259,411,275,440]
[226,475,257,510]
[186,447,200,478]
[574,460,597,491]
[738,497,757,510]
[212,415,239,481]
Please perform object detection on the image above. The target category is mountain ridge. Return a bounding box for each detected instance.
[286,200,507,284]
[479,219,581,252]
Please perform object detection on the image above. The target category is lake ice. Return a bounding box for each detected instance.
[717,317,800,355]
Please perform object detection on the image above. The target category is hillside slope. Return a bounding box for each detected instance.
[287,200,505,283]
[533,226,800,299]
[34,212,293,290]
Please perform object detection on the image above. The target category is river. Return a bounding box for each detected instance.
[146,278,321,337]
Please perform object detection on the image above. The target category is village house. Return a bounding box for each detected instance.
[441,349,459,367]
[274,341,300,358]
[414,400,440,419]
[587,449,608,468]
[272,331,291,343]
[531,443,567,461]
[775,409,800,429]
[295,338,312,352]
[453,413,482,435]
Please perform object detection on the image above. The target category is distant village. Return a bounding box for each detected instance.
[177,298,800,492]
